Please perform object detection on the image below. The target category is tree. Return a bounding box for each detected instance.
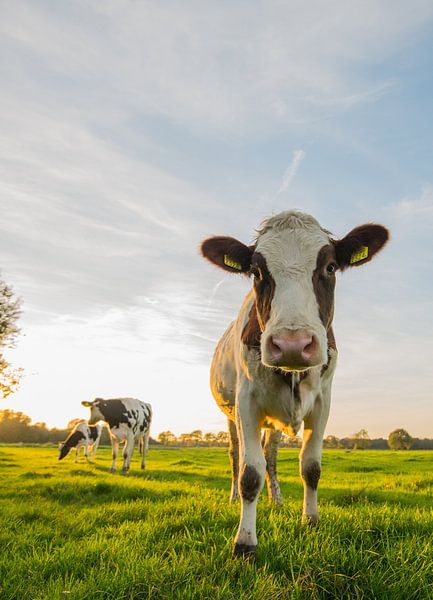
[158,431,177,445]
[0,277,22,399]
[388,428,413,450]
[189,430,203,446]
[351,429,371,450]
[323,435,340,449]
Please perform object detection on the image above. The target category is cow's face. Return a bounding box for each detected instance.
[201,211,389,372]
[81,398,105,424]
[58,442,70,461]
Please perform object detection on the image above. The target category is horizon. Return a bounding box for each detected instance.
[1,2,433,439]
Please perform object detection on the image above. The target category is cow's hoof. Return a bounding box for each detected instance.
[109,468,116,474]
[302,514,320,527]
[121,469,129,475]
[233,543,257,561]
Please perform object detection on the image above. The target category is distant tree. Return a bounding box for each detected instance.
[158,431,177,445]
[388,428,413,450]
[204,432,216,445]
[216,431,229,446]
[323,435,340,449]
[0,277,22,399]
[351,429,371,450]
[189,430,203,446]
[0,409,31,442]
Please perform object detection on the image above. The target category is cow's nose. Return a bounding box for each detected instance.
[266,330,318,368]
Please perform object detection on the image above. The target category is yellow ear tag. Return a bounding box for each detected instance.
[224,254,242,270]
[350,246,369,264]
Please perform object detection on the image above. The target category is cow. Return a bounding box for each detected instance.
[81,397,152,473]
[201,209,389,560]
[58,421,102,462]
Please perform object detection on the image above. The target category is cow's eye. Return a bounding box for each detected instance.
[326,263,337,274]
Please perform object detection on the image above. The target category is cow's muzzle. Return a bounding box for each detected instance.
[263,329,321,370]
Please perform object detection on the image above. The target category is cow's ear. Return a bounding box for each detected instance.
[81,400,93,407]
[200,236,254,273]
[334,224,389,270]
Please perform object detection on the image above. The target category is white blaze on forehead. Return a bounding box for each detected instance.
[255,211,331,278]
[255,211,331,353]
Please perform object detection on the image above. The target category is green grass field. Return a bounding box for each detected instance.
[0,446,432,600]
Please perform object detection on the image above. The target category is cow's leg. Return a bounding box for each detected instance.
[84,442,90,463]
[233,398,265,560]
[110,438,119,473]
[300,395,330,524]
[75,446,80,463]
[92,438,100,458]
[228,418,240,502]
[122,433,135,474]
[141,431,150,470]
[263,429,283,505]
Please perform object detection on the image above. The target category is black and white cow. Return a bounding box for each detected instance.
[81,397,152,473]
[58,421,102,462]
[201,210,389,559]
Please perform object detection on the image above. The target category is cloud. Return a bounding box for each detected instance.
[276,150,306,195]
[391,184,433,218]
[2,1,433,135]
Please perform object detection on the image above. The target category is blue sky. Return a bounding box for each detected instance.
[1,1,433,438]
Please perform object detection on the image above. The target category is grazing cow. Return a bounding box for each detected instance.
[201,210,389,559]
[58,421,102,462]
[81,397,152,473]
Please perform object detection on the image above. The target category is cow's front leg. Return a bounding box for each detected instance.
[75,446,80,463]
[300,395,330,524]
[84,442,90,463]
[263,429,283,505]
[233,399,265,560]
[228,418,240,502]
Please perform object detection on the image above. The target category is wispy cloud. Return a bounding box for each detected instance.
[276,150,306,195]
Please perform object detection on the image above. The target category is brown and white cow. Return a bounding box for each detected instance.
[201,210,389,560]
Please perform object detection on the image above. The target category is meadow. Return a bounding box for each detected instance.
[0,446,432,600]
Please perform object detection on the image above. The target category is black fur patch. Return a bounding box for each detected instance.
[303,461,321,490]
[59,431,85,460]
[88,426,99,442]
[240,465,261,503]
[98,400,130,428]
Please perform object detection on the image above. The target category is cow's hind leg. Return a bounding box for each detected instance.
[110,438,119,473]
[263,429,283,505]
[228,419,240,502]
[141,430,150,470]
[122,433,135,474]
[233,397,265,560]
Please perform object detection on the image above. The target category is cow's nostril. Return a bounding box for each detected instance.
[268,337,284,360]
[302,337,317,359]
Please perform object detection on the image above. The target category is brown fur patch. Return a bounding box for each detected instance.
[302,461,321,490]
[312,244,337,330]
[240,465,261,502]
[241,252,275,350]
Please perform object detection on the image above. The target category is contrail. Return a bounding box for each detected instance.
[276,149,306,196]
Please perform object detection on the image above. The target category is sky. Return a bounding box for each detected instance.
[1,0,433,438]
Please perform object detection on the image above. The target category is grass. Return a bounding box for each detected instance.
[0,446,432,599]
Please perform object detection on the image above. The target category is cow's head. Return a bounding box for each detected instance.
[201,210,389,372]
[81,398,105,425]
[58,442,70,461]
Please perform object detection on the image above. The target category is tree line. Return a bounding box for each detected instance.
[1,411,427,450]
